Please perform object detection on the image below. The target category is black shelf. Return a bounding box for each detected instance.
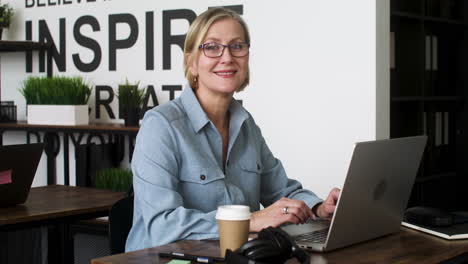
[0,41,53,78]
[392,11,467,26]
[0,40,52,52]
[391,0,468,211]
[415,171,457,183]
[0,40,54,102]
[391,96,465,103]
[424,16,467,26]
[392,11,425,20]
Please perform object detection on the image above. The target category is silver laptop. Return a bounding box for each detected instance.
[282,136,427,252]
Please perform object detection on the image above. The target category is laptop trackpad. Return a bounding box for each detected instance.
[281,219,330,237]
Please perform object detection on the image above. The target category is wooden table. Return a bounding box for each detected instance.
[0,185,124,264]
[91,227,468,264]
[0,121,139,185]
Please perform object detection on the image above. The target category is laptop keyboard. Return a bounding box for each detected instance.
[294,228,329,243]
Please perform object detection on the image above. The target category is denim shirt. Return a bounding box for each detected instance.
[125,85,322,251]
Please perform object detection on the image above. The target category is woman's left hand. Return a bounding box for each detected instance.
[249,197,314,232]
[315,188,341,219]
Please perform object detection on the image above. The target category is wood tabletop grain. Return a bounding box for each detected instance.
[91,227,468,264]
[0,185,124,227]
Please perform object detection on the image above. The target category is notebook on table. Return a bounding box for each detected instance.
[281,136,427,252]
[0,143,44,207]
[401,221,468,240]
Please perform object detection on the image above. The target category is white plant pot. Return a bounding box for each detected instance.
[27,105,89,125]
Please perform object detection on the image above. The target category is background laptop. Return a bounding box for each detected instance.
[282,136,427,252]
[0,143,44,207]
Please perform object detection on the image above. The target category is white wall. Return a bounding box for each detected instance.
[1,0,389,198]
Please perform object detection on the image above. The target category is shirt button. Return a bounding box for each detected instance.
[200,174,206,180]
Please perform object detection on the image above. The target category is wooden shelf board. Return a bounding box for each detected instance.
[391,96,465,103]
[391,11,467,26]
[0,40,52,52]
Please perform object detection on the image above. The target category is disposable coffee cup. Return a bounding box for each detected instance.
[216,205,251,258]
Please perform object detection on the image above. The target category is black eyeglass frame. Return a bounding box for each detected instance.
[198,42,250,58]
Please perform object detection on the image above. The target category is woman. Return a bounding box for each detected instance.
[125,7,340,252]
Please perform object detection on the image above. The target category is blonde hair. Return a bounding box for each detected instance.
[183,8,251,92]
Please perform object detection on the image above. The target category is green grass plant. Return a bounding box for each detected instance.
[94,168,133,192]
[118,79,145,110]
[20,76,92,105]
[0,1,14,28]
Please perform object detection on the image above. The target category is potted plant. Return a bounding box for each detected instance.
[94,168,133,192]
[0,1,13,40]
[20,76,92,125]
[118,79,145,126]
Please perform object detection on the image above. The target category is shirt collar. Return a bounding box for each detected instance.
[180,85,210,132]
[180,84,250,133]
[228,97,250,130]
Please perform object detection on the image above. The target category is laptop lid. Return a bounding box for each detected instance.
[283,136,427,251]
[0,143,44,207]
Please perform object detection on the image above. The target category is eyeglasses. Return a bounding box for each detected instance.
[199,42,250,58]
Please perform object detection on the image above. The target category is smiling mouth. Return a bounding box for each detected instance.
[214,71,236,77]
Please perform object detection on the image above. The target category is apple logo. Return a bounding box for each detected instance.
[373,179,387,201]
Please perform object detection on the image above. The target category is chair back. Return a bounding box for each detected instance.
[109,187,134,254]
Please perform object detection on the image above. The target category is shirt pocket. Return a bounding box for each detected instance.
[238,158,263,187]
[239,158,262,175]
[179,166,226,212]
[180,166,224,184]
[232,158,262,206]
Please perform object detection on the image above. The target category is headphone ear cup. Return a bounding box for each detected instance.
[225,249,251,264]
[270,228,310,264]
[258,227,292,256]
[258,227,310,264]
[235,227,309,264]
[238,239,278,261]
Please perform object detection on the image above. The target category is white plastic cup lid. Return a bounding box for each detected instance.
[216,205,251,221]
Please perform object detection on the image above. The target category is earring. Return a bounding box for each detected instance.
[193,76,198,88]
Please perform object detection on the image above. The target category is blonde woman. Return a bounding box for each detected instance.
[126,7,339,251]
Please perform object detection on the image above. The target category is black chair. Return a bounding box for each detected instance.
[108,186,134,255]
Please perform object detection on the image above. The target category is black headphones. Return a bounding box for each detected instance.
[225,227,310,264]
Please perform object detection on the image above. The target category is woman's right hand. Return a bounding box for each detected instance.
[249,197,314,232]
